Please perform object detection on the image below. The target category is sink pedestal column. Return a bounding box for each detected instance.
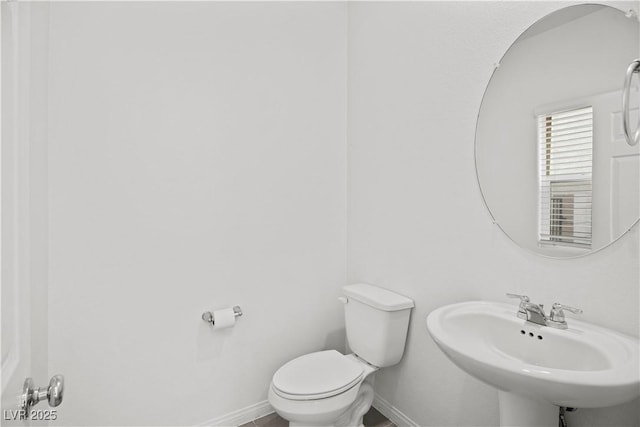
[498,391,557,427]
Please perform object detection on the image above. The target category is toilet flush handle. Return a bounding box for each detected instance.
[338,296,348,304]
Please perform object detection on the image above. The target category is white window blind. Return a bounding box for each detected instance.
[538,106,593,248]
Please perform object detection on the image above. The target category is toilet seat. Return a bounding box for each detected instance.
[272,350,364,400]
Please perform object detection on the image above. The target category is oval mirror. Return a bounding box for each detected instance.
[476,4,640,258]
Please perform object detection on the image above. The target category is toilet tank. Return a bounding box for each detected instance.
[342,283,414,367]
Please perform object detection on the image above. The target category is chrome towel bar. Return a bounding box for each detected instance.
[622,58,640,146]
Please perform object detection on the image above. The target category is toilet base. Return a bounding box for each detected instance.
[334,379,374,427]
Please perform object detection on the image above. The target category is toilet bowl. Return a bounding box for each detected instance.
[268,284,414,427]
[268,351,377,427]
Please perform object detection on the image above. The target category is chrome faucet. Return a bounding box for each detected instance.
[506,294,582,329]
[522,302,548,325]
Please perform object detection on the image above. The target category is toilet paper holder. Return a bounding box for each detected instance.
[201,306,243,325]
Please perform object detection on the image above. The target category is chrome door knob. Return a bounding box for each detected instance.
[47,375,64,407]
[20,374,65,419]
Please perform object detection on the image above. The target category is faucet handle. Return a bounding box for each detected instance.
[549,303,583,328]
[506,293,530,302]
[551,303,583,316]
[506,294,530,319]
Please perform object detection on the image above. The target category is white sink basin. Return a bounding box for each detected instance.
[427,301,639,425]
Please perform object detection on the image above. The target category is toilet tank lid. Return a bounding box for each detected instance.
[343,283,414,311]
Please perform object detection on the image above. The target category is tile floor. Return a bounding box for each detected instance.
[238,407,396,427]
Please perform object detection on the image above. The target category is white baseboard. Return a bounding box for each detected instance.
[197,400,274,427]
[197,393,416,427]
[372,393,419,427]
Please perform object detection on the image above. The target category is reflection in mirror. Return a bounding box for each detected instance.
[476,4,640,258]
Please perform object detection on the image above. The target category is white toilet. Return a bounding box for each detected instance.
[268,283,414,427]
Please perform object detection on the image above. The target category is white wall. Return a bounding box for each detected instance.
[45,3,347,425]
[348,1,639,426]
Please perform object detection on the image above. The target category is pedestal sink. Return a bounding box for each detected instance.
[426,301,640,426]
